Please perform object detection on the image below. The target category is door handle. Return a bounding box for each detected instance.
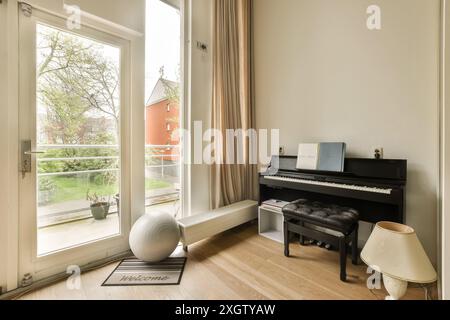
[24,151,45,155]
[21,140,46,177]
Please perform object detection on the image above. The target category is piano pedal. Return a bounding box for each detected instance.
[303,239,332,250]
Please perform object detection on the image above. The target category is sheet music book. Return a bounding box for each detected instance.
[261,199,290,213]
[296,143,320,170]
[317,143,346,172]
[296,143,346,172]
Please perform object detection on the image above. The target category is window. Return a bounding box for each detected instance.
[145,0,182,218]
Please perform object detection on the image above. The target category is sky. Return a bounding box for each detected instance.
[145,0,181,101]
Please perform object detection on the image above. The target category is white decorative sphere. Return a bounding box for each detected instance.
[129,211,180,263]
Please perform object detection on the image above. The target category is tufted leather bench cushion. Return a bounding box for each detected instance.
[283,199,359,235]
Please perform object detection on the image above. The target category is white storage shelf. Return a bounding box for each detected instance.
[258,206,284,244]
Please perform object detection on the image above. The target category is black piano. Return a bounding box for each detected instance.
[259,156,407,224]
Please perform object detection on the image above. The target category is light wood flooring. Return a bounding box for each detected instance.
[21,223,428,300]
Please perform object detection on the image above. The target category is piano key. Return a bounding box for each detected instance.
[264,175,392,195]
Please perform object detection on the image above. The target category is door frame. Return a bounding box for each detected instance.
[180,0,191,218]
[0,0,145,292]
[17,5,132,282]
[441,0,450,301]
[1,0,20,293]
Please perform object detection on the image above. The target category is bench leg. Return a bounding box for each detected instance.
[352,224,359,265]
[299,222,305,246]
[284,220,290,257]
[339,237,347,282]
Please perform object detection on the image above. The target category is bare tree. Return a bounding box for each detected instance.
[37,27,120,132]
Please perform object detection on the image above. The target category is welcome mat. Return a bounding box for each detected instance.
[102,257,187,286]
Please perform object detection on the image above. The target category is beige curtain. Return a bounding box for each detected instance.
[211,0,258,209]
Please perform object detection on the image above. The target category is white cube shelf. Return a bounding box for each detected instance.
[258,206,285,244]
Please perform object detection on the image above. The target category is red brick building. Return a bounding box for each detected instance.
[145,78,180,161]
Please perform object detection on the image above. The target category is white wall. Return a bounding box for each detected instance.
[254,0,440,263]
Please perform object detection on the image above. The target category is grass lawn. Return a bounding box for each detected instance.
[41,176,172,205]
[146,178,172,190]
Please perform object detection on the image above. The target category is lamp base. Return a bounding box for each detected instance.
[383,274,408,300]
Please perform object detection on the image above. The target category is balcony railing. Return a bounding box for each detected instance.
[145,144,180,178]
[37,144,181,227]
[38,144,180,177]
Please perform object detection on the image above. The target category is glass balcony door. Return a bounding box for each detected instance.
[18,7,131,281]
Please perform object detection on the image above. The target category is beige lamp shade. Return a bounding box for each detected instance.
[360,222,437,284]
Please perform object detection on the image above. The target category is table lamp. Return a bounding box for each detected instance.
[360,221,437,300]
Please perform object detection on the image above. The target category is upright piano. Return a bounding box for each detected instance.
[259,156,407,224]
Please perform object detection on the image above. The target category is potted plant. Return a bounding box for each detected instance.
[86,191,110,220]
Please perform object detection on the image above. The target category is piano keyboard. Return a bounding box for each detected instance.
[264,175,393,195]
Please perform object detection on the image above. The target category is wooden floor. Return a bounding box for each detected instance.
[21,223,427,300]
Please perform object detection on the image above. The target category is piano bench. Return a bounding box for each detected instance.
[282,199,360,282]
